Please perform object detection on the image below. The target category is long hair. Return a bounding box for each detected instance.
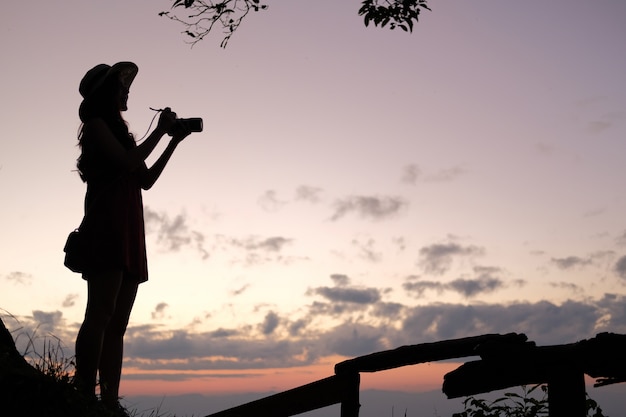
[77,75,134,181]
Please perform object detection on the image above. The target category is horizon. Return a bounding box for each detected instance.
[5,313,625,416]
[1,1,626,416]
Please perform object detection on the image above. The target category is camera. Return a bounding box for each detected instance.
[176,117,203,132]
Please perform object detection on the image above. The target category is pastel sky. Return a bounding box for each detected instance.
[1,0,626,415]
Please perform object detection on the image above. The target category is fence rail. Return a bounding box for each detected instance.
[204,332,626,417]
[205,373,360,417]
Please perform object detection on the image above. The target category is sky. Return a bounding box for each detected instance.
[1,0,626,416]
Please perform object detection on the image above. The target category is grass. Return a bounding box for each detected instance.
[2,313,612,417]
[0,313,177,417]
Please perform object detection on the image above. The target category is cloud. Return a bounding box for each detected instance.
[448,276,503,298]
[614,255,626,280]
[113,294,626,374]
[403,266,506,299]
[392,236,407,252]
[227,236,293,252]
[288,318,310,336]
[257,237,292,252]
[585,111,625,134]
[313,286,381,305]
[295,185,323,203]
[230,284,251,296]
[144,206,209,259]
[425,166,466,182]
[330,195,408,221]
[220,235,297,266]
[582,207,606,218]
[352,237,382,262]
[31,310,64,334]
[3,311,75,359]
[122,372,259,382]
[14,273,626,379]
[402,279,445,298]
[551,256,592,270]
[400,297,623,345]
[401,164,421,185]
[330,274,350,286]
[152,303,170,320]
[323,323,387,357]
[123,325,316,370]
[418,242,485,275]
[62,294,79,308]
[260,311,280,335]
[371,302,405,320]
[549,282,583,294]
[401,164,466,184]
[305,275,385,318]
[450,266,508,297]
[574,97,625,134]
[4,271,33,285]
[258,190,287,212]
[210,328,240,338]
[21,290,613,377]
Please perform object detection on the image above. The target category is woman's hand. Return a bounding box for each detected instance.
[157,108,192,143]
[171,127,192,144]
[157,107,177,134]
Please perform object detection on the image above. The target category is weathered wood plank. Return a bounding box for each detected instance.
[203,373,360,417]
[335,333,529,375]
[548,367,586,417]
[443,332,626,399]
[442,359,550,398]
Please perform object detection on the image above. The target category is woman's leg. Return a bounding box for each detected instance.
[74,270,124,397]
[99,277,139,407]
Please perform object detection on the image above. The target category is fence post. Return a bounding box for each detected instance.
[547,368,585,417]
[340,372,361,417]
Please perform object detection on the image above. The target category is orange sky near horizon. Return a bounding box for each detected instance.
[120,358,459,396]
[2,2,626,416]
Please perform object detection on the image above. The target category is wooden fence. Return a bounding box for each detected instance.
[204,332,626,417]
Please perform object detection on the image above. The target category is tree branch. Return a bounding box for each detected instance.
[159,0,430,48]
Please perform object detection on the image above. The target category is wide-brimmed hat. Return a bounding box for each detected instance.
[79,61,138,99]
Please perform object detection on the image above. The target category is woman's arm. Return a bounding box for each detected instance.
[136,125,192,190]
[136,139,176,190]
[84,109,177,173]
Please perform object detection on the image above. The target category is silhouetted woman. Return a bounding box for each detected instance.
[74,62,191,415]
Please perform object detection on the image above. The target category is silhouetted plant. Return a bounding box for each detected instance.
[1,315,173,416]
[160,0,431,47]
[452,384,608,417]
[359,0,431,33]
[160,0,266,48]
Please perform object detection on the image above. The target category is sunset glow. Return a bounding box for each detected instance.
[2,1,626,416]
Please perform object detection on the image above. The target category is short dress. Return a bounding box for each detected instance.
[78,121,148,283]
